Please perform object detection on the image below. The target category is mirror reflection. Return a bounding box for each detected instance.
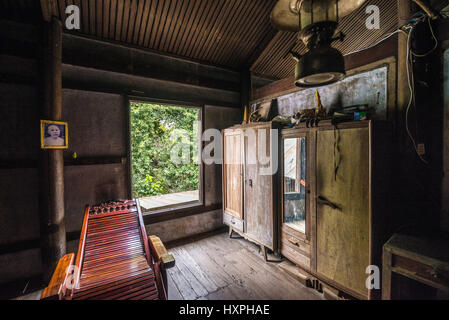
[284,137,306,234]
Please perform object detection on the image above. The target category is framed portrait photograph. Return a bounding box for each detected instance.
[40,120,69,149]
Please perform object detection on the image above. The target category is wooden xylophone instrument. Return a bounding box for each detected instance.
[41,199,175,300]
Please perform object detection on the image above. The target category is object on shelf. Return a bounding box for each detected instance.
[249,99,279,123]
[292,90,328,127]
[242,105,248,124]
[354,112,368,121]
[272,115,293,124]
[250,101,270,123]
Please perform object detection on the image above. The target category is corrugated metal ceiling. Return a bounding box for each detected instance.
[1,0,278,72]
[0,0,404,80]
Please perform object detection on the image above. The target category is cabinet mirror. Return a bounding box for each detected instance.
[283,137,307,234]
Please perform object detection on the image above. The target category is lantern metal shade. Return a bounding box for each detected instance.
[294,46,345,87]
[270,0,367,32]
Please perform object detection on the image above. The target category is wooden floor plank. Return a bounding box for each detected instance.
[193,237,270,300]
[167,257,209,298]
[171,247,220,294]
[182,238,259,299]
[167,273,183,301]
[179,242,232,289]
[167,264,199,300]
[203,285,240,300]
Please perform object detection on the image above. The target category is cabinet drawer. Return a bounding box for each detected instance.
[281,232,311,270]
[282,242,311,270]
[223,211,244,232]
[282,232,310,255]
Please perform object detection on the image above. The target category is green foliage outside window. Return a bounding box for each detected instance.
[130,102,200,198]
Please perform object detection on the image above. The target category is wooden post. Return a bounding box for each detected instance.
[39,17,66,283]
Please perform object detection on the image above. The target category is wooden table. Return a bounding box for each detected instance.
[382,233,449,299]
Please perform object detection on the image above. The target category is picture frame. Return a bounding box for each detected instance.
[249,99,276,123]
[40,120,69,149]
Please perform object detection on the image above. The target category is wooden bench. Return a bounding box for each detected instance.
[41,199,175,300]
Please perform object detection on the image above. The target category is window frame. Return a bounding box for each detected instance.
[127,97,206,222]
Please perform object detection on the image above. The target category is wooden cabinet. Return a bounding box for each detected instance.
[280,121,392,300]
[223,122,280,256]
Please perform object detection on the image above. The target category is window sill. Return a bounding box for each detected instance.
[142,202,222,225]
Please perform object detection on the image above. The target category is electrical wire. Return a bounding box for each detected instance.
[405,25,429,164]
[345,11,429,56]
[345,29,403,55]
[411,17,438,57]
[342,9,438,164]
[347,11,432,164]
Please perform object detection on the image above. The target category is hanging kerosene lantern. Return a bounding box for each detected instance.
[271,0,367,87]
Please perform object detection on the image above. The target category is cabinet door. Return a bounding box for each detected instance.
[244,125,275,250]
[223,129,243,220]
[316,127,370,298]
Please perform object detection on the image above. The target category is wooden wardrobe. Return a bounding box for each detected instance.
[222,122,280,258]
[280,121,393,300]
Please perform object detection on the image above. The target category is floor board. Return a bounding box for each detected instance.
[166,232,324,300]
